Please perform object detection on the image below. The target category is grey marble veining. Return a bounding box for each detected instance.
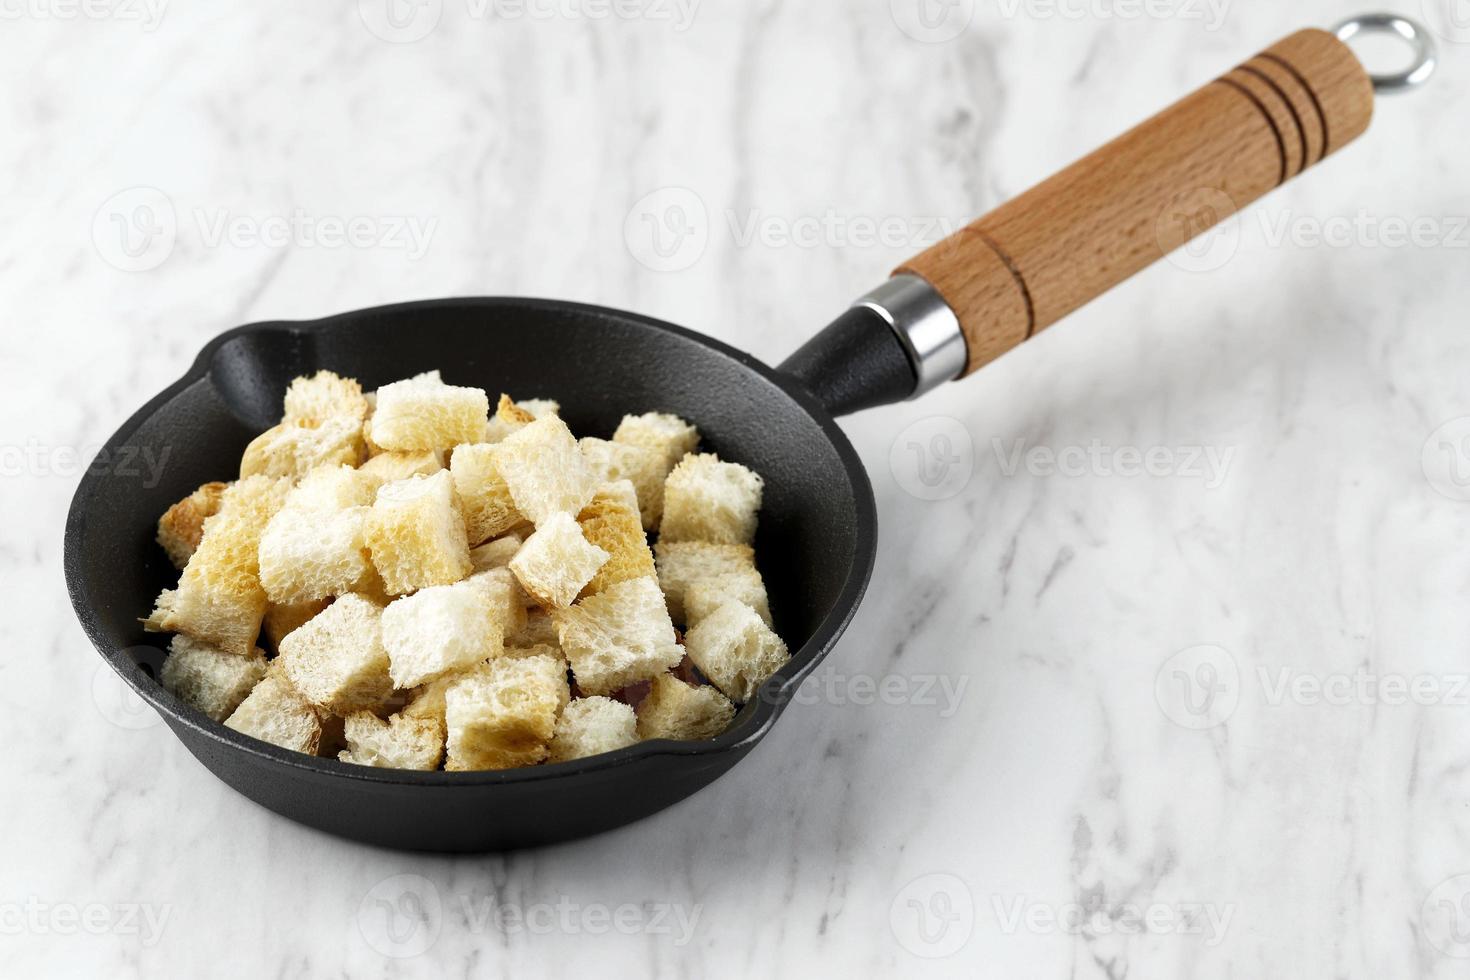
[3,0,1468,976]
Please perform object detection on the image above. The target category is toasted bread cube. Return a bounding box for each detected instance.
[261,598,329,653]
[157,481,229,570]
[684,567,772,627]
[275,594,394,713]
[283,370,370,425]
[502,644,572,713]
[359,449,444,485]
[481,394,535,443]
[469,533,522,572]
[577,481,655,597]
[494,415,598,526]
[444,654,569,770]
[653,540,757,624]
[579,437,668,531]
[509,607,559,648]
[239,416,365,480]
[553,576,682,695]
[683,600,789,703]
[365,471,473,596]
[547,697,638,762]
[370,374,489,453]
[382,578,504,689]
[224,672,322,754]
[450,444,524,545]
[509,512,609,608]
[659,453,764,546]
[258,467,377,605]
[338,711,444,770]
[636,673,736,740]
[160,635,268,722]
[468,567,529,637]
[613,412,700,473]
[145,475,291,656]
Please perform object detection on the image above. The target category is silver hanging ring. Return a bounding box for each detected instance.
[1333,13,1438,93]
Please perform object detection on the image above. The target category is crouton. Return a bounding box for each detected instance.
[467,567,529,637]
[636,673,736,740]
[547,697,638,763]
[239,416,365,480]
[683,600,790,703]
[338,711,444,770]
[144,475,291,656]
[658,453,764,546]
[552,576,682,695]
[508,607,559,648]
[159,635,268,722]
[494,415,598,526]
[258,466,377,605]
[450,443,524,545]
[358,449,444,485]
[517,398,560,419]
[223,672,322,754]
[481,394,535,443]
[365,471,473,596]
[683,567,772,627]
[275,593,394,714]
[444,653,569,770]
[261,598,329,653]
[282,370,370,426]
[652,540,757,624]
[579,437,668,531]
[509,512,609,607]
[613,412,700,473]
[577,481,655,597]
[370,373,489,453]
[157,481,229,570]
[469,533,522,573]
[501,643,572,713]
[381,578,503,689]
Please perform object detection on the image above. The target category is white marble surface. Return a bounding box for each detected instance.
[3,0,1469,976]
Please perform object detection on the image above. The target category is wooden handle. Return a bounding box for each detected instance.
[896,28,1374,376]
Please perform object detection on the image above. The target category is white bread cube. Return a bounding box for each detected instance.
[359,449,444,485]
[469,533,522,572]
[481,393,535,443]
[683,600,790,703]
[577,481,655,597]
[283,370,370,425]
[261,598,329,653]
[145,475,291,657]
[450,443,524,545]
[467,567,529,637]
[659,453,764,546]
[224,672,322,754]
[636,673,736,740]
[509,512,609,607]
[684,567,772,627]
[613,412,700,472]
[382,578,503,689]
[371,374,490,453]
[338,711,444,770]
[547,697,638,762]
[365,471,473,596]
[517,398,560,418]
[509,607,559,648]
[275,593,394,713]
[157,481,228,570]
[160,635,268,722]
[501,644,572,714]
[579,437,668,531]
[444,653,569,770]
[239,416,365,480]
[552,576,681,695]
[258,467,377,605]
[494,415,597,526]
[653,540,757,624]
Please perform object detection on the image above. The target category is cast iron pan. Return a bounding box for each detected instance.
[63,24,1423,850]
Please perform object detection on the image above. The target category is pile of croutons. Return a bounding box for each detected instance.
[145,370,788,770]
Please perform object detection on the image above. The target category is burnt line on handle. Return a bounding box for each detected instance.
[1236,63,1308,179]
[1212,75,1287,187]
[970,227,1036,340]
[1256,52,1329,161]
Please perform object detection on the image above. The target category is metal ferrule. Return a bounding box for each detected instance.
[852,275,966,399]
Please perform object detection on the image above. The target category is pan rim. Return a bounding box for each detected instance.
[64,295,878,787]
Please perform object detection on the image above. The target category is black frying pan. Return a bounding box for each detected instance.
[64,24,1417,850]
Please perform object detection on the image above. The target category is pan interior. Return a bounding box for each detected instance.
[67,297,872,757]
